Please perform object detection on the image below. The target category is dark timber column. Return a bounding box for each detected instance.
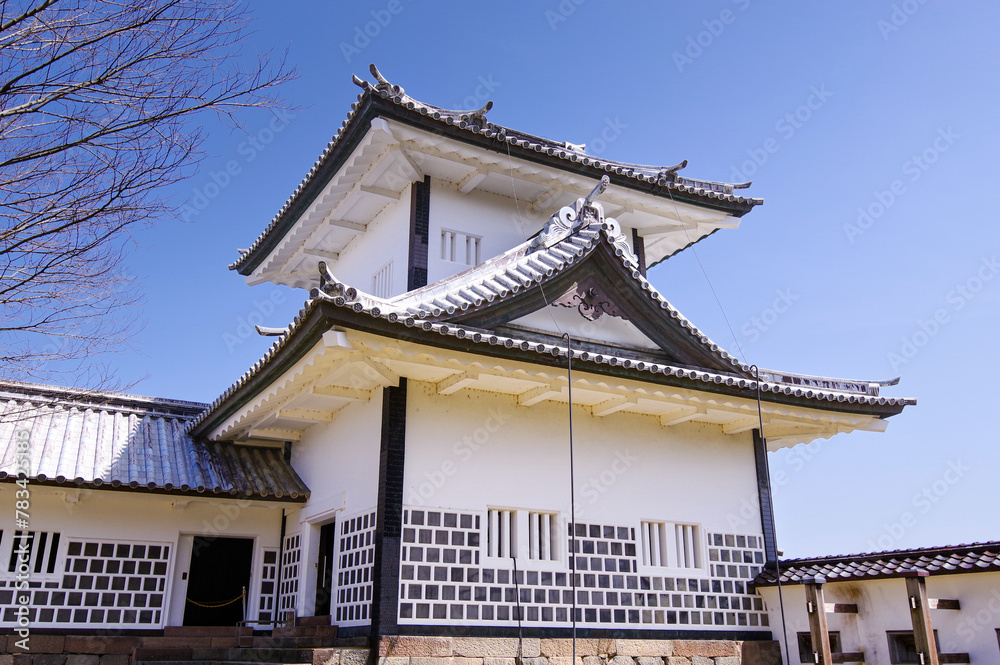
[904,571,941,665]
[753,428,778,564]
[407,177,430,290]
[804,577,834,665]
[371,378,407,641]
[631,228,647,276]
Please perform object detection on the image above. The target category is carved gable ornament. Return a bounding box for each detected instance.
[553,275,627,322]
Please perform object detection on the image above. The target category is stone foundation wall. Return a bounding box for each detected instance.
[377,637,782,665]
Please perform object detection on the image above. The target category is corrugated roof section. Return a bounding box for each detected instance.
[753,542,1000,586]
[0,381,308,502]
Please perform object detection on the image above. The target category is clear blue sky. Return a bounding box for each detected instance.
[115,1,999,558]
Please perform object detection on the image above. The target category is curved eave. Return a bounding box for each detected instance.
[232,92,760,277]
[189,298,911,441]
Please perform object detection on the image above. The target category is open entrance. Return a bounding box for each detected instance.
[314,521,336,616]
[183,537,254,626]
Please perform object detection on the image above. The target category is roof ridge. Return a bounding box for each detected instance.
[229,65,762,275]
[779,540,1000,565]
[0,379,208,415]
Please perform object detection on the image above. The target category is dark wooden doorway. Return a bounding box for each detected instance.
[183,537,253,626]
[315,521,336,616]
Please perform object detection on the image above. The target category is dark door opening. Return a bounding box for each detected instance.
[184,536,254,626]
[315,521,336,616]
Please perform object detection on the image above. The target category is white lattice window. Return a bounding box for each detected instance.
[641,522,701,569]
[279,533,300,613]
[486,508,517,558]
[6,530,60,576]
[257,549,278,625]
[527,512,558,561]
[371,261,392,298]
[640,521,669,567]
[674,523,701,568]
[440,229,481,266]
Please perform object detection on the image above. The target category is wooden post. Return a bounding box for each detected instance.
[805,576,834,665]
[903,571,940,665]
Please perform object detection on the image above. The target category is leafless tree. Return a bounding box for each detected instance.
[0,0,294,387]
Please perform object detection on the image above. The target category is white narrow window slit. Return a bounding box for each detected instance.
[441,229,482,266]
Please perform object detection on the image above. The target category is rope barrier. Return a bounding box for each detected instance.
[185,590,246,608]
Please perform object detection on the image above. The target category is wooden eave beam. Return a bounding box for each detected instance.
[277,408,333,424]
[311,384,371,401]
[247,427,302,442]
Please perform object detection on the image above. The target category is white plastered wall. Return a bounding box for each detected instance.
[287,391,384,619]
[758,573,1000,664]
[426,180,545,286]
[403,382,760,533]
[0,484,284,629]
[326,183,411,299]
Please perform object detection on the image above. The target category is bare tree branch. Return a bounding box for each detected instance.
[0,0,296,389]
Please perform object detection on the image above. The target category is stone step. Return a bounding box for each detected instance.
[133,647,344,664]
[134,661,313,665]
[271,625,338,639]
[227,647,341,663]
[292,615,333,627]
[164,626,253,638]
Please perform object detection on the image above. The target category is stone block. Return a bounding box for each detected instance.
[65,657,99,665]
[714,659,739,665]
[63,637,137,656]
[13,635,64,654]
[549,657,584,665]
[381,637,454,657]
[636,658,665,665]
[739,641,781,665]
[609,657,634,665]
[378,657,410,665]
[670,642,737,659]
[618,641,674,657]
[340,648,371,665]
[33,656,67,665]
[97,657,128,665]
[540,639,609,658]
[0,654,12,665]
[453,638,520,657]
[689,658,713,665]
[582,657,604,665]
[665,659,690,665]
[484,659,517,665]
[519,658,549,665]
[314,650,341,665]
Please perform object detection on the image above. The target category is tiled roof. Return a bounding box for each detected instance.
[321,190,747,373]
[190,196,914,436]
[230,65,761,274]
[754,542,1000,586]
[0,380,308,501]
